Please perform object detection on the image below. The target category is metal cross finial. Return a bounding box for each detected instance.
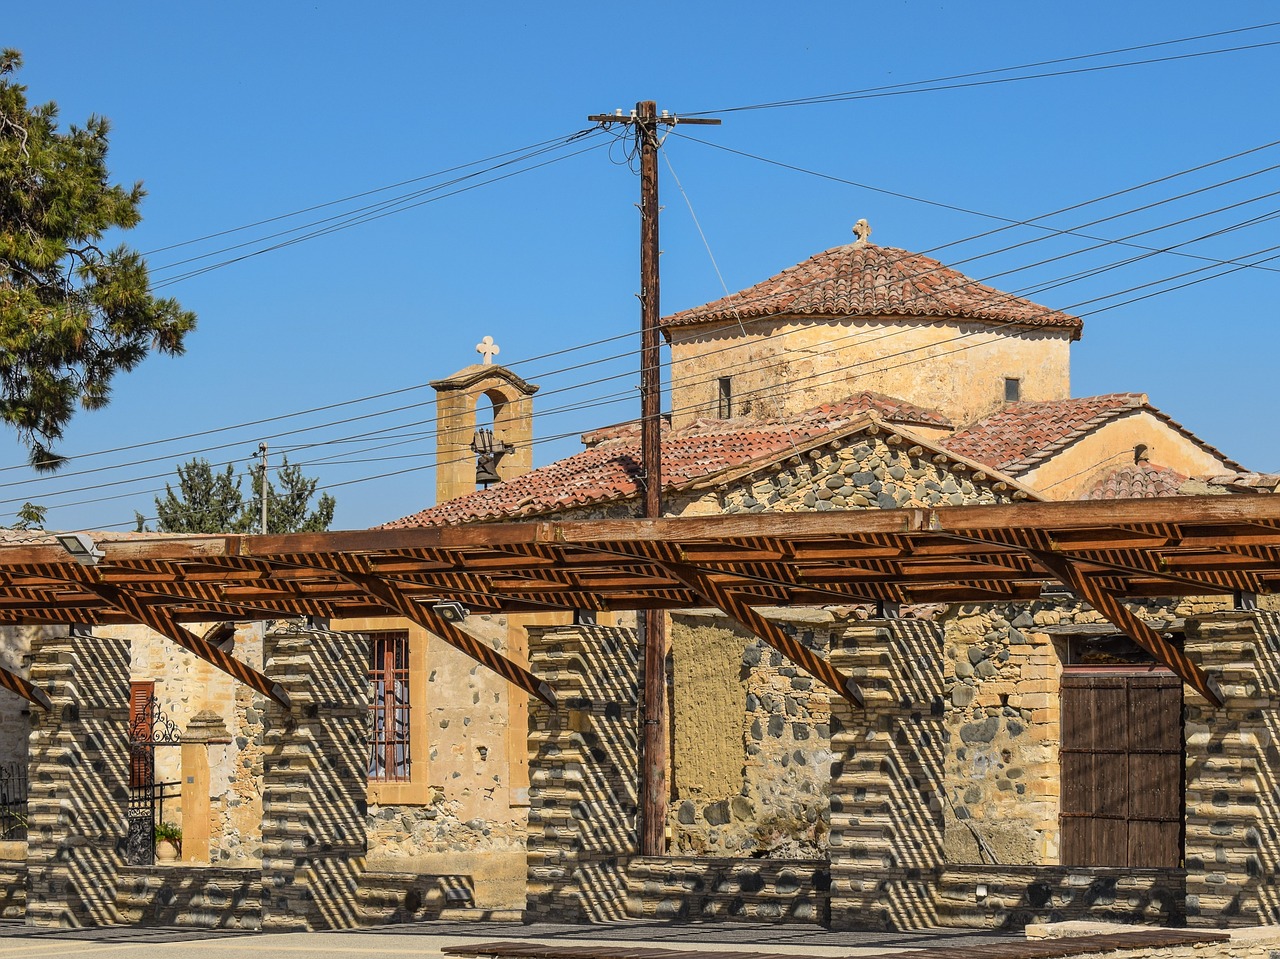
[852,218,872,246]
[476,335,500,365]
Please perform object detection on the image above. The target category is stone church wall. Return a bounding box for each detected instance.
[668,610,834,859]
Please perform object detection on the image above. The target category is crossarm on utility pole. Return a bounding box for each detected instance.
[660,560,865,708]
[1032,550,1222,707]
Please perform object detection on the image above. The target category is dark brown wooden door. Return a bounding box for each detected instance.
[1060,670,1183,868]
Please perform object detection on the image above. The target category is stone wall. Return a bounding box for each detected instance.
[525,624,639,922]
[941,604,1064,865]
[716,433,1020,515]
[260,624,369,930]
[115,865,261,928]
[121,622,265,866]
[668,611,832,859]
[665,314,1072,429]
[937,865,1184,928]
[828,620,945,930]
[627,856,828,923]
[367,612,527,869]
[25,630,130,927]
[1183,610,1280,927]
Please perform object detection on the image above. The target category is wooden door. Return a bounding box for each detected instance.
[1060,670,1183,868]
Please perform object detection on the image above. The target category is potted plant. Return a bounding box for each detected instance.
[154,821,181,862]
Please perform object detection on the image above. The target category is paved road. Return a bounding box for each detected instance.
[0,921,1022,959]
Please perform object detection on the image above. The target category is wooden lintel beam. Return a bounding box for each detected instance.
[659,560,864,708]
[0,663,51,710]
[81,581,292,709]
[335,567,557,707]
[1032,550,1223,708]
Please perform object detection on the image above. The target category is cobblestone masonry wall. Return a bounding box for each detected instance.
[25,631,129,927]
[526,625,639,922]
[1183,610,1280,927]
[260,626,368,930]
[938,598,1216,869]
[626,856,829,923]
[936,864,1184,928]
[668,611,833,859]
[115,865,261,928]
[716,434,1020,515]
[828,620,945,931]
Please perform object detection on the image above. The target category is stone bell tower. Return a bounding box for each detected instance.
[430,336,539,504]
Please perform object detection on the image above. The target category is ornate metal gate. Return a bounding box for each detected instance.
[126,695,182,865]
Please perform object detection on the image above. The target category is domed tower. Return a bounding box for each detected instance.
[430,336,539,504]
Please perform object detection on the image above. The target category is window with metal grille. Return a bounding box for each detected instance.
[367,632,411,781]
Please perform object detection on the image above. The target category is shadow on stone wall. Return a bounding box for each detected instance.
[828,620,945,930]
[1185,611,1280,927]
[116,865,261,928]
[938,865,1184,929]
[261,626,369,930]
[26,632,129,927]
[526,625,639,922]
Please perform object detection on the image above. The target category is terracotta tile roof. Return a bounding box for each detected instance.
[942,394,1149,474]
[384,392,954,528]
[940,394,1244,477]
[1083,464,1187,500]
[662,242,1083,339]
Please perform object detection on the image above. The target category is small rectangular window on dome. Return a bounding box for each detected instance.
[717,377,733,419]
[1004,378,1021,403]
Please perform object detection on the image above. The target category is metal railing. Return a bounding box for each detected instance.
[0,762,27,841]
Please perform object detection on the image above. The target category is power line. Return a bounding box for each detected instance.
[685,24,1280,116]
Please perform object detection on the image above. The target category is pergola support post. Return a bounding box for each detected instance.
[828,620,945,931]
[25,630,130,927]
[1182,610,1280,927]
[525,623,639,923]
[260,625,369,930]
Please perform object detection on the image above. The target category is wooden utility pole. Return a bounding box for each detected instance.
[588,101,719,857]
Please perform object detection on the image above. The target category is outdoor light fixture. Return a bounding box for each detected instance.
[1038,582,1074,601]
[432,600,469,623]
[54,532,104,566]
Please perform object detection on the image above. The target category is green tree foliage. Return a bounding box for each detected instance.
[144,458,245,533]
[12,501,46,529]
[244,458,337,534]
[139,456,336,534]
[0,50,195,471]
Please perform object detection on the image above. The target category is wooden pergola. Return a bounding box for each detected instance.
[1,495,1277,712]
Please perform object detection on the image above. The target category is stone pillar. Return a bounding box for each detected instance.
[1183,610,1280,927]
[25,631,129,927]
[525,625,639,922]
[180,710,230,864]
[260,626,369,930]
[828,620,945,930]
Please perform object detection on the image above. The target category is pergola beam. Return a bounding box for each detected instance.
[657,560,865,708]
[334,567,557,707]
[79,580,292,709]
[1031,550,1223,707]
[0,663,51,710]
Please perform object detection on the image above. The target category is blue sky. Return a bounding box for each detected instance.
[3,2,1278,532]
